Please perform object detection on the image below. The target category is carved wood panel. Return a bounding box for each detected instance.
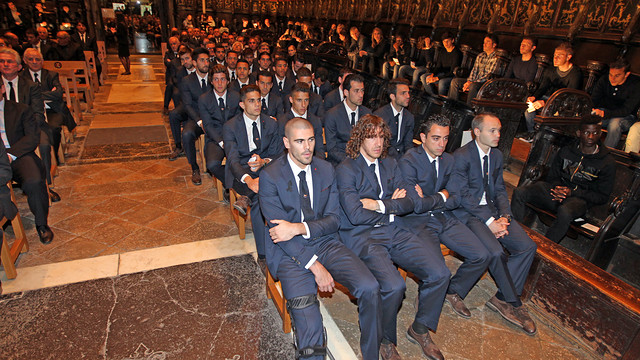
[607,0,635,32]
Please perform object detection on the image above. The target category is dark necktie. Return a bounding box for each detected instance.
[393,113,400,142]
[33,73,40,84]
[7,81,16,102]
[231,71,236,80]
[350,111,356,127]
[483,155,491,200]
[261,98,268,112]
[252,121,261,150]
[431,158,438,192]
[370,163,381,198]
[278,80,283,91]
[218,97,225,115]
[201,78,206,90]
[298,170,315,221]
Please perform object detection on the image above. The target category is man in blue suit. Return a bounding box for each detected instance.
[449,113,538,335]
[336,114,448,360]
[168,47,211,185]
[398,114,509,320]
[198,64,240,188]
[277,82,325,159]
[324,74,372,166]
[284,67,325,119]
[223,85,284,259]
[256,70,285,118]
[260,117,382,360]
[374,79,415,158]
[323,67,353,111]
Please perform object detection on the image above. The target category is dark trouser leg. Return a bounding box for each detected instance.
[169,106,185,148]
[466,82,482,105]
[181,120,203,171]
[512,181,556,225]
[545,197,588,243]
[498,221,537,296]
[163,83,174,108]
[204,140,225,182]
[12,152,49,226]
[319,241,382,360]
[38,130,52,185]
[249,193,266,257]
[387,226,450,332]
[438,77,453,96]
[447,77,465,100]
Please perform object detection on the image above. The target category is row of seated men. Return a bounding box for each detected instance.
[0,46,78,245]
[345,27,639,152]
[163,41,542,358]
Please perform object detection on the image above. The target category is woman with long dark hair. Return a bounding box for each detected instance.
[116,12,131,75]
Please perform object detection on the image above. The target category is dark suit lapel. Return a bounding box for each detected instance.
[236,116,250,152]
[387,105,399,142]
[281,157,301,216]
[311,160,321,212]
[259,115,267,152]
[357,155,380,198]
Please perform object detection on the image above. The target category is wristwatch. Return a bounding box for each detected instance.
[501,214,512,222]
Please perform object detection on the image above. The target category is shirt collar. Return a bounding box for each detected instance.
[343,101,358,116]
[287,153,311,177]
[475,140,490,157]
[362,154,379,168]
[186,67,196,74]
[196,72,208,83]
[29,69,41,80]
[243,111,259,124]
[262,93,269,102]
[291,108,307,118]
[390,102,403,117]
[425,149,437,163]
[215,90,227,101]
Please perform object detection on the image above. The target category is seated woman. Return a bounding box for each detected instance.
[362,27,388,75]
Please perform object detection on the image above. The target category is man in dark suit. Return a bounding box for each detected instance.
[323,67,353,111]
[168,47,211,185]
[449,113,538,335]
[223,85,284,259]
[324,73,372,166]
[0,54,53,245]
[198,64,240,187]
[71,21,101,80]
[260,117,382,360]
[228,59,254,93]
[347,26,370,70]
[256,70,284,118]
[336,114,448,360]
[272,57,296,100]
[277,82,325,158]
[374,79,414,158]
[23,28,55,60]
[312,67,332,99]
[284,67,325,118]
[252,52,272,80]
[162,36,181,114]
[51,31,85,61]
[397,114,509,320]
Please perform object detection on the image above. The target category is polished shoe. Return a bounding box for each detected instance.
[486,296,523,330]
[514,305,537,335]
[233,195,250,216]
[379,343,402,360]
[49,189,61,203]
[445,293,471,318]
[406,326,444,360]
[168,147,184,161]
[191,169,202,186]
[37,225,54,244]
[222,189,230,204]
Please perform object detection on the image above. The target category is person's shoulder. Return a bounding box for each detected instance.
[373,103,390,116]
[441,152,454,162]
[262,155,287,178]
[326,103,343,117]
[227,89,240,100]
[311,157,334,175]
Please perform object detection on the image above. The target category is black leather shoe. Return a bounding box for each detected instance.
[49,189,61,203]
[37,225,54,244]
[168,147,184,161]
[222,189,230,204]
[191,169,202,185]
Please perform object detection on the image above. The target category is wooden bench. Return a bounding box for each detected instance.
[0,183,28,280]
[43,60,95,111]
[196,134,224,202]
[83,51,100,92]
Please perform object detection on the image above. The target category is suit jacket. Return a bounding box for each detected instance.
[323,87,342,110]
[271,74,296,99]
[276,110,326,159]
[20,69,75,131]
[373,103,414,157]
[51,43,85,61]
[222,113,284,188]
[396,148,459,231]
[0,138,17,221]
[283,91,325,118]
[163,50,180,85]
[261,93,285,118]
[312,81,332,99]
[198,89,241,144]
[348,34,370,55]
[259,155,340,275]
[71,32,98,55]
[25,41,56,60]
[324,103,372,166]
[3,100,39,160]
[449,140,512,223]
[336,154,414,254]
[180,72,211,123]
[11,75,45,127]
[228,77,254,93]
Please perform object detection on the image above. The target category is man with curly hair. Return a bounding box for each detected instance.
[336,114,448,360]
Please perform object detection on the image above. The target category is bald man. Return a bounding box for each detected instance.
[52,31,84,61]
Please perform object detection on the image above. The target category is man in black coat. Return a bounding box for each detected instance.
[374,79,414,158]
[71,21,102,81]
[161,36,181,114]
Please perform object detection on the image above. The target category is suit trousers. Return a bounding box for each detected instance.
[358,224,450,343]
[45,110,63,163]
[12,152,49,226]
[464,214,537,306]
[163,83,174,108]
[512,181,588,243]
[204,140,225,182]
[168,105,187,148]
[182,120,204,171]
[417,213,492,299]
[277,240,382,360]
[447,78,482,105]
[233,179,266,257]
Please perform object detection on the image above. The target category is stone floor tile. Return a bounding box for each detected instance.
[44,236,109,263]
[82,219,141,245]
[44,202,82,226]
[145,190,194,209]
[178,220,237,242]
[90,196,141,216]
[52,211,112,236]
[113,227,170,251]
[173,197,224,218]
[146,211,200,235]
[118,203,168,225]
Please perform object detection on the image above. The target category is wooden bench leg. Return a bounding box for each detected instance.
[229,189,246,240]
[265,265,292,333]
[1,232,17,279]
[1,184,29,280]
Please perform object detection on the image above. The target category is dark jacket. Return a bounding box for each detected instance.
[534,65,583,99]
[591,74,640,119]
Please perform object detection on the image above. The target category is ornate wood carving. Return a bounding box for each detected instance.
[622,4,640,44]
[585,60,605,93]
[524,1,542,36]
[487,3,502,34]
[536,89,593,126]
[567,0,590,42]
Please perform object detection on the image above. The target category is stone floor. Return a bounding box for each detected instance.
[0,55,602,359]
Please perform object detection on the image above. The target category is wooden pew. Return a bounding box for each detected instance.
[0,183,28,280]
[43,60,95,111]
[83,50,100,92]
[196,134,224,201]
[96,41,106,85]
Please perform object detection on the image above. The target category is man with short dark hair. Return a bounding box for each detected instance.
[504,37,538,84]
[228,59,253,92]
[277,82,325,158]
[285,67,324,118]
[223,85,284,259]
[449,113,538,335]
[374,78,414,158]
[324,73,372,166]
[323,67,353,110]
[512,116,616,243]
[272,57,296,99]
[213,44,226,65]
[591,59,640,149]
[312,67,331,98]
[162,36,181,114]
[226,50,239,81]
[256,70,284,117]
[448,35,500,104]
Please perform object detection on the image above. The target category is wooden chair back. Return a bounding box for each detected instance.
[0,183,28,280]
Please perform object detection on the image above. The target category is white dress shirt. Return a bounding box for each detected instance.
[475,140,495,225]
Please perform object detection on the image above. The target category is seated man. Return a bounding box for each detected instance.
[168,47,211,185]
[591,59,640,149]
[312,67,332,99]
[512,115,616,243]
[420,32,462,96]
[397,36,434,87]
[449,113,537,335]
[448,34,499,105]
[382,35,408,80]
[223,85,283,259]
[225,50,239,81]
[228,59,253,92]
[256,70,284,118]
[504,37,538,84]
[347,26,369,70]
[278,82,325,159]
[198,64,240,189]
[284,67,325,118]
[51,31,85,61]
[373,79,414,158]
[260,118,382,360]
[272,57,296,100]
[324,74,371,166]
[520,42,582,141]
[323,67,353,110]
[336,114,449,360]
